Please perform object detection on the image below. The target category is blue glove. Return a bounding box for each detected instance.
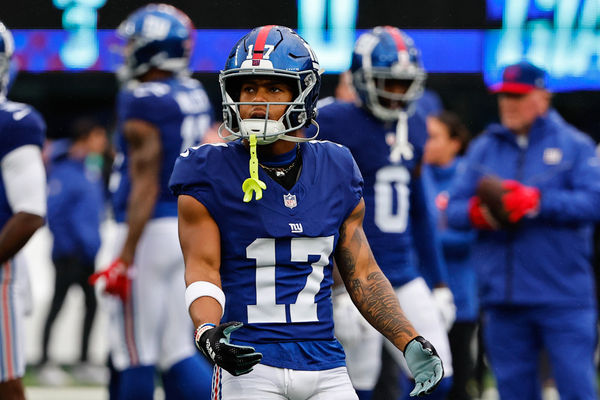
[404,336,444,396]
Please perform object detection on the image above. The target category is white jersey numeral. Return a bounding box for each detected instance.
[246,44,275,60]
[246,236,334,324]
[374,166,411,233]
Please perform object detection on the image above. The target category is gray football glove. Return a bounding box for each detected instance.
[404,336,444,396]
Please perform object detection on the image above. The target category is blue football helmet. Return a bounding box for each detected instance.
[117,3,193,81]
[0,22,15,98]
[351,26,426,121]
[218,25,322,144]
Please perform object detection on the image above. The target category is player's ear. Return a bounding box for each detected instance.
[535,89,551,114]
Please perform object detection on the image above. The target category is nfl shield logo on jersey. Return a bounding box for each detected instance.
[283,193,297,209]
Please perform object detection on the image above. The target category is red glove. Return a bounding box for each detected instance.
[501,180,540,223]
[89,258,131,302]
[468,196,499,230]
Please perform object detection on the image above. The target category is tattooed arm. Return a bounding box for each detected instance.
[335,199,418,351]
[335,199,444,396]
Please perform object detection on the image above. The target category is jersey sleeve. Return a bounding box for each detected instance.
[2,145,47,217]
[169,144,226,216]
[0,107,45,159]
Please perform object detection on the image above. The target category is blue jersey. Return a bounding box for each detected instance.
[0,100,45,229]
[169,140,363,370]
[111,77,213,222]
[314,101,445,287]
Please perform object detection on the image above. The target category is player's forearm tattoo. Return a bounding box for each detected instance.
[336,203,415,346]
[348,271,414,343]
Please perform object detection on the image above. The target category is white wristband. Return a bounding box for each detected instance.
[185,281,226,317]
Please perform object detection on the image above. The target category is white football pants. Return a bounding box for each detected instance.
[213,364,358,399]
[104,218,197,371]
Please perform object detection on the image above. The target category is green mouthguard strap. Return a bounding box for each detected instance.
[242,135,267,202]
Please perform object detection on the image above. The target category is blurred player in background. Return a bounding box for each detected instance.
[0,21,47,400]
[313,27,454,399]
[38,118,107,385]
[89,4,213,399]
[423,111,477,400]
[169,25,444,399]
[447,61,600,400]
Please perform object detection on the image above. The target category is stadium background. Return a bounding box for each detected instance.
[2,0,599,398]
[4,0,600,142]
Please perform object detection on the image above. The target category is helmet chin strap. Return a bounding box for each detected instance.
[239,119,286,145]
[238,118,320,144]
[389,110,413,163]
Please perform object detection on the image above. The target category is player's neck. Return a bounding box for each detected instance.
[258,141,295,157]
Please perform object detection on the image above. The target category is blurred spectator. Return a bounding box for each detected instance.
[446,61,600,400]
[423,111,477,400]
[38,117,107,385]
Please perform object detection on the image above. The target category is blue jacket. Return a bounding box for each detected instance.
[47,139,103,264]
[424,160,478,321]
[447,110,600,308]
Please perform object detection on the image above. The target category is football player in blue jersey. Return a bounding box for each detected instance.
[0,22,47,400]
[88,4,213,399]
[169,25,443,399]
[313,27,455,399]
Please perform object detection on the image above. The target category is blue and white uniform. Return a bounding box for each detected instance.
[0,100,46,381]
[111,77,213,222]
[106,5,214,398]
[314,100,453,387]
[170,139,362,369]
[107,76,213,372]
